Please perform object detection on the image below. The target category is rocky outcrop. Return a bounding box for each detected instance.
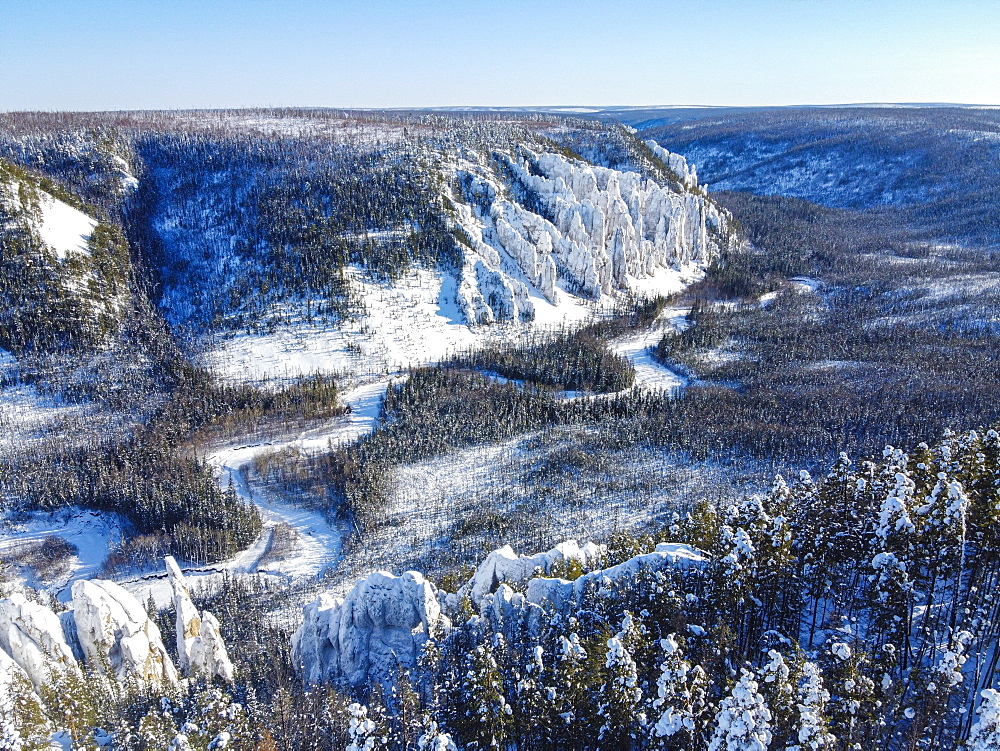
[448,149,728,324]
[165,556,234,684]
[645,140,699,189]
[0,592,79,690]
[525,542,708,612]
[292,570,447,686]
[459,540,604,608]
[71,579,178,689]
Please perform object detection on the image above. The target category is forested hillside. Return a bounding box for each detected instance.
[1,108,999,750]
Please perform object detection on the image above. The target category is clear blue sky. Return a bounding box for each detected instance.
[2,0,998,111]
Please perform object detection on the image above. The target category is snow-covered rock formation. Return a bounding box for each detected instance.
[0,592,79,690]
[458,540,604,608]
[448,148,728,324]
[292,570,447,686]
[293,541,708,687]
[165,556,234,684]
[645,140,699,190]
[525,542,708,612]
[71,579,178,689]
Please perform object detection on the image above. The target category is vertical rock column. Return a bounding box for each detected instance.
[165,556,234,684]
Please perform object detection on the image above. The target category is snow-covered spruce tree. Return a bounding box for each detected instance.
[870,465,918,660]
[456,636,513,749]
[0,668,47,751]
[416,720,457,751]
[703,478,798,663]
[968,689,1000,751]
[137,697,180,750]
[912,465,970,641]
[818,640,881,748]
[174,686,255,751]
[549,629,599,746]
[648,633,708,749]
[902,630,973,748]
[40,664,116,751]
[752,477,798,649]
[596,612,646,747]
[511,644,550,746]
[758,649,796,747]
[967,430,1000,551]
[380,670,424,749]
[794,454,868,649]
[707,669,772,751]
[345,702,385,751]
[788,661,835,751]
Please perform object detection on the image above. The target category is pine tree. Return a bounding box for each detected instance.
[649,633,707,748]
[870,468,918,655]
[416,720,457,751]
[460,637,513,749]
[550,631,594,745]
[759,649,796,745]
[707,669,772,751]
[968,689,1000,750]
[0,668,47,751]
[345,703,384,751]
[788,661,835,751]
[820,641,879,748]
[596,613,645,747]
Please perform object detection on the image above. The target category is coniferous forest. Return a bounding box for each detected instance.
[0,107,999,750]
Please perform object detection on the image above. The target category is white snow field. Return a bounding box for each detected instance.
[209,267,484,382]
[36,193,97,260]
[610,323,687,393]
[0,507,126,599]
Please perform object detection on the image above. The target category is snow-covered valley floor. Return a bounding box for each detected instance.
[1,286,697,605]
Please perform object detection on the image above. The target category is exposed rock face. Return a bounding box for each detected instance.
[645,141,699,189]
[71,579,178,689]
[165,556,234,684]
[292,570,446,686]
[525,542,708,612]
[0,592,79,690]
[459,540,604,608]
[448,149,728,324]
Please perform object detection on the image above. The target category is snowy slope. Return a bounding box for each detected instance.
[205,145,728,384]
[36,193,97,260]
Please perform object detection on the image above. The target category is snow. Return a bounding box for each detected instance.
[625,262,703,299]
[610,325,687,393]
[969,689,1000,750]
[0,383,88,452]
[789,276,823,293]
[922,272,1000,302]
[209,268,482,383]
[0,507,126,598]
[36,194,96,260]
